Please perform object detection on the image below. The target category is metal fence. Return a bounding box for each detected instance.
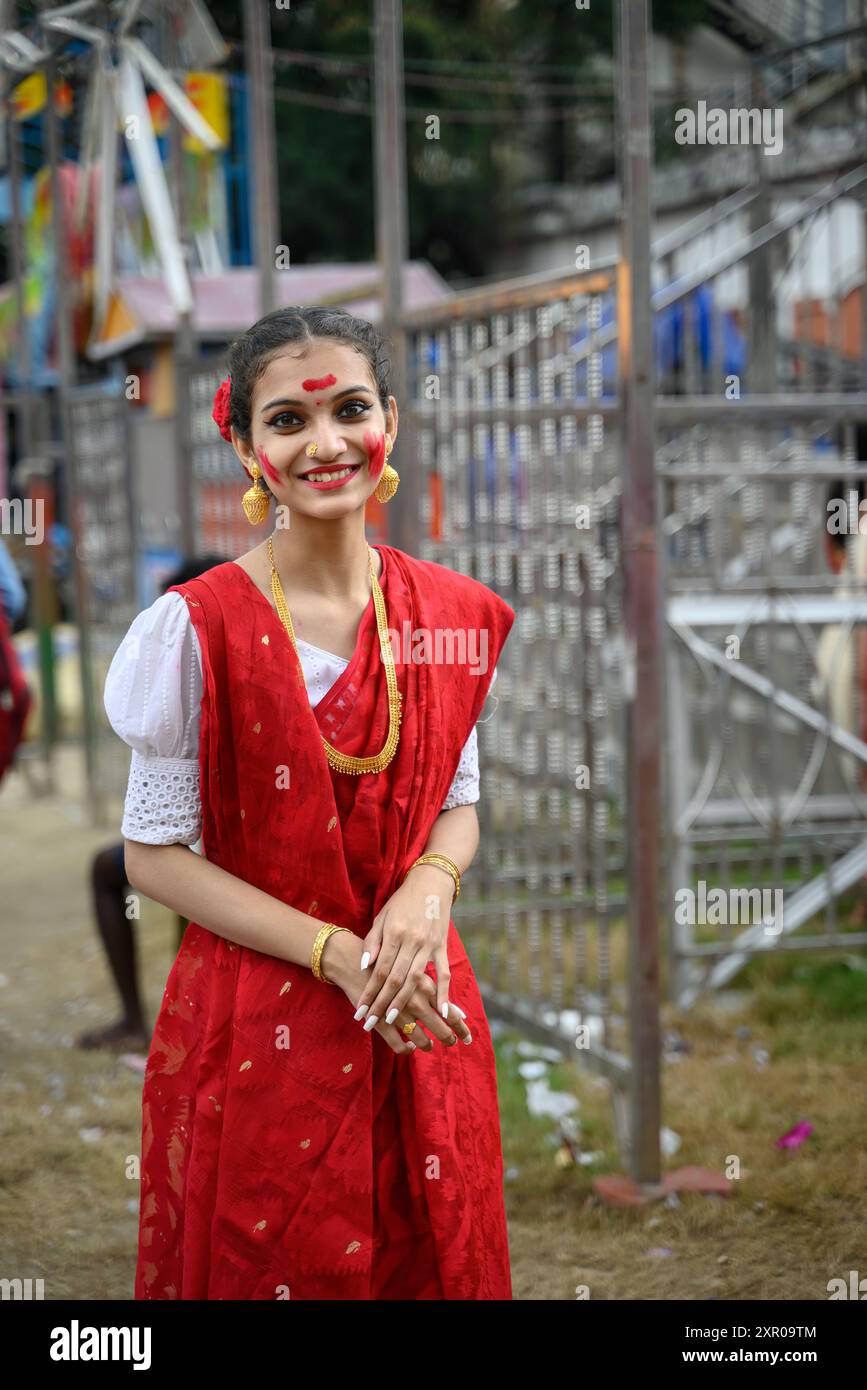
[65,381,138,821]
[181,361,272,558]
[400,271,634,1116]
[659,407,867,1005]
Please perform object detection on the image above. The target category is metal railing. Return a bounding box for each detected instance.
[65,380,138,822]
[660,415,867,1005]
[400,269,634,1113]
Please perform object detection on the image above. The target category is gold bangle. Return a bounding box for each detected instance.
[408,853,461,901]
[311,923,350,984]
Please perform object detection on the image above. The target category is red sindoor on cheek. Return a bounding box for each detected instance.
[364,430,385,481]
[256,446,281,486]
[301,374,337,392]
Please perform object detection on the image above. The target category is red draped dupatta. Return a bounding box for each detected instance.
[134,544,515,1300]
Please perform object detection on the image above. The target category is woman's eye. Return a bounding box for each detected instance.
[268,400,370,428]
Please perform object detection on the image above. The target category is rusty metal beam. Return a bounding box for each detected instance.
[617,0,662,1191]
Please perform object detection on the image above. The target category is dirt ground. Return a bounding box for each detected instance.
[2,746,865,1302]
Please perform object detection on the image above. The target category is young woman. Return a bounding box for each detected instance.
[104,306,516,1301]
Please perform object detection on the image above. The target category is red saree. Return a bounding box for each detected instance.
[134,544,515,1300]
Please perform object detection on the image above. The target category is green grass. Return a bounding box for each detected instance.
[496,955,867,1299]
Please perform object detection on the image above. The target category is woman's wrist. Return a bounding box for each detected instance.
[318,927,361,990]
[405,861,457,904]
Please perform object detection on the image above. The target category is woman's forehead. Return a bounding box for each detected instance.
[256,341,372,390]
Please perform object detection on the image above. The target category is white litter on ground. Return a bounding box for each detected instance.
[525,1077,580,1120]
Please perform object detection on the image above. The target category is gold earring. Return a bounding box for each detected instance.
[242,459,270,525]
[375,438,399,503]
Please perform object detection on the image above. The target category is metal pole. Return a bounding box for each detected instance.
[45,56,76,396]
[862,0,867,392]
[243,0,278,318]
[615,0,662,1189]
[4,85,33,467]
[372,0,415,553]
[748,62,778,393]
[43,52,77,753]
[43,30,98,815]
[166,6,196,555]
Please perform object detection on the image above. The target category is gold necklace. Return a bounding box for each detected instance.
[267,536,403,775]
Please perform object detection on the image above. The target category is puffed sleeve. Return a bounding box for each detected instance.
[103,591,203,845]
[441,666,499,810]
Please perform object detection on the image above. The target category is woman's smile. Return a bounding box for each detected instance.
[295,461,363,489]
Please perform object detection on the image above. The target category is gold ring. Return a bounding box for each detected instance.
[401,1020,417,1036]
[305,441,318,457]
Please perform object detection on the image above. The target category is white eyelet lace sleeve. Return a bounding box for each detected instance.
[103,592,204,846]
[441,667,499,810]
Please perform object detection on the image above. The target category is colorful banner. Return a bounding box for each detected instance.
[11,73,73,121]
[183,72,228,153]
[11,72,46,121]
[147,91,169,135]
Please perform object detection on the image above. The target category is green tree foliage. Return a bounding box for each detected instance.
[208,0,707,279]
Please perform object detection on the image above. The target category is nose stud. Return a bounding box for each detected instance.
[305,442,318,458]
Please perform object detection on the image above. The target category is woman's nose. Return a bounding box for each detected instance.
[310,421,348,461]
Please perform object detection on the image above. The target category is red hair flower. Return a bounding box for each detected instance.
[212,375,232,442]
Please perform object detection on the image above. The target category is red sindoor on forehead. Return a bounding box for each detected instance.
[301,374,337,392]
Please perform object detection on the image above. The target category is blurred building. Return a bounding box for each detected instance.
[496,0,865,387]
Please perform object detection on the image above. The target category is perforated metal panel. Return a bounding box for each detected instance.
[403,273,627,1074]
[67,384,137,817]
[184,361,271,557]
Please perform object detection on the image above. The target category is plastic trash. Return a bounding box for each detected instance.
[661,1126,681,1156]
[518,1060,549,1080]
[775,1120,814,1150]
[516,1041,565,1063]
[525,1077,580,1120]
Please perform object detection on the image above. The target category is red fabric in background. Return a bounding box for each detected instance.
[134,545,515,1300]
[0,604,31,786]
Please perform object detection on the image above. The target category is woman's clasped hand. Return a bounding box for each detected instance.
[320,876,472,1054]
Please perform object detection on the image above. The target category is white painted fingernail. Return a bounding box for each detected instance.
[354,1005,368,1020]
[385,1007,399,1025]
[452,1005,466,1018]
[441,1001,449,1019]
[463,1033,473,1045]
[360,952,370,970]
[363,1015,379,1032]
[406,1041,416,1050]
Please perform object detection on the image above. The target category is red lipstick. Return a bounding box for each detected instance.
[297,463,362,491]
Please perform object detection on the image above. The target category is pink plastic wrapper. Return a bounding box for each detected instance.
[775,1121,814,1150]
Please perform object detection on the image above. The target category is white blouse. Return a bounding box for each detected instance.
[104,590,497,848]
